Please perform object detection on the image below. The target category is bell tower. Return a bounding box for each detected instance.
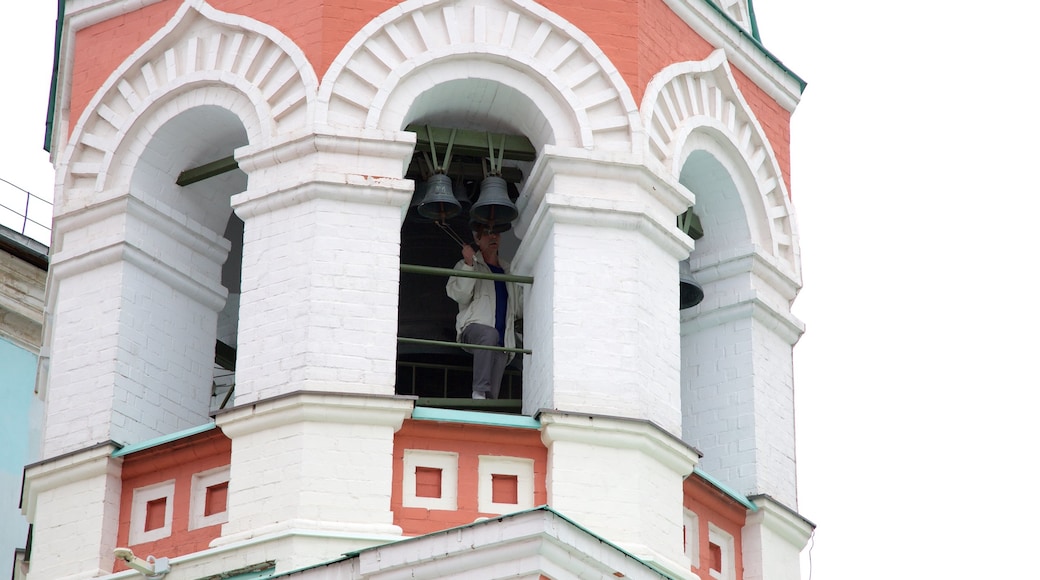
[21,1,812,579]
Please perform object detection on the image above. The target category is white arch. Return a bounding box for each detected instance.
[318,0,639,152]
[58,0,318,211]
[641,49,799,276]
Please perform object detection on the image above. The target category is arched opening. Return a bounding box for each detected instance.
[679,148,752,261]
[393,80,544,413]
[130,104,249,414]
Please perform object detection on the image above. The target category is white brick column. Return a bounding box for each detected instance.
[742,495,815,580]
[21,444,122,580]
[214,392,413,571]
[679,250,803,507]
[540,412,699,579]
[230,128,415,404]
[41,195,230,457]
[513,148,695,436]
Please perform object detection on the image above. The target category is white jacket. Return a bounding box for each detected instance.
[445,253,523,361]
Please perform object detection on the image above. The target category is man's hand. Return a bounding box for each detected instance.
[462,244,475,266]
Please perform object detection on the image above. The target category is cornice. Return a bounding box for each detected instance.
[662,0,805,112]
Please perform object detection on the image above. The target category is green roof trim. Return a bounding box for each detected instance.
[45,1,65,153]
[411,406,541,429]
[693,467,758,511]
[747,0,761,41]
[111,422,217,458]
[704,0,807,92]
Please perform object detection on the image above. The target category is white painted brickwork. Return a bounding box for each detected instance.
[679,251,801,508]
[514,151,694,435]
[742,497,814,580]
[32,0,810,577]
[540,413,698,579]
[43,195,229,456]
[231,132,414,403]
[21,445,121,580]
[215,392,412,566]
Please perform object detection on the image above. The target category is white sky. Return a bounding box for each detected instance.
[4,2,1039,579]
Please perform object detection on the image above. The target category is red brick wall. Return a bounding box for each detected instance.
[683,475,747,579]
[65,0,792,191]
[392,419,547,536]
[114,428,232,572]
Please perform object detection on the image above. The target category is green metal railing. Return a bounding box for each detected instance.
[397,263,532,356]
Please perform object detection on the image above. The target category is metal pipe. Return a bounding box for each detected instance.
[401,263,533,284]
[397,336,531,355]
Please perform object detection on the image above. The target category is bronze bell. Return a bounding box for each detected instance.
[679,259,704,309]
[470,176,518,225]
[418,173,461,221]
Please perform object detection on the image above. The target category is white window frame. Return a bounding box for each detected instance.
[188,465,230,530]
[477,455,534,514]
[684,508,700,567]
[708,523,736,580]
[129,479,176,545]
[402,449,458,510]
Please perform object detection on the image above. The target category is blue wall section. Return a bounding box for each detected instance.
[1,337,42,579]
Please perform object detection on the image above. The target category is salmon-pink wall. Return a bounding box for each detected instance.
[683,475,747,579]
[392,419,548,536]
[114,428,232,572]
[66,0,792,191]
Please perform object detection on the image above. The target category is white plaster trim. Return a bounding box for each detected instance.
[319,0,639,151]
[684,508,700,567]
[641,50,800,278]
[215,392,414,438]
[661,0,803,112]
[402,450,459,511]
[48,240,229,312]
[512,147,696,274]
[714,0,752,32]
[129,479,176,545]
[747,495,814,549]
[477,456,534,514]
[539,412,698,476]
[230,178,414,222]
[21,443,121,519]
[234,126,417,176]
[707,523,735,580]
[284,508,673,580]
[52,193,231,264]
[680,294,803,345]
[58,0,317,201]
[188,465,230,530]
[688,247,800,303]
[209,519,404,550]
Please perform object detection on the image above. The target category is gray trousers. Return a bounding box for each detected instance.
[461,323,507,399]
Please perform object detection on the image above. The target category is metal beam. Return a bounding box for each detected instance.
[176,155,238,187]
[407,124,537,162]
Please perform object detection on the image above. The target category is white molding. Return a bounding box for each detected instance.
[641,50,799,277]
[216,392,414,438]
[477,455,534,514]
[188,465,230,531]
[539,412,698,476]
[129,479,176,545]
[21,443,121,518]
[59,0,317,201]
[319,0,639,152]
[683,508,700,567]
[402,449,459,511]
[707,523,735,580]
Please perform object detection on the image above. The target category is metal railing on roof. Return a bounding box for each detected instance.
[0,177,52,246]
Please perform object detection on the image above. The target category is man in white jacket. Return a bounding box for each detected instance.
[446,225,522,399]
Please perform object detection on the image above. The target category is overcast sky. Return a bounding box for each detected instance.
[4,3,1039,579]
